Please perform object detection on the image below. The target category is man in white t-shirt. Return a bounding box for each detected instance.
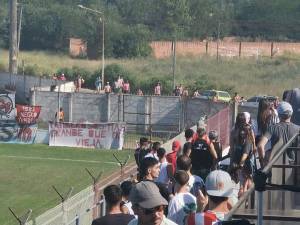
[168,170,197,225]
[176,155,204,196]
[187,170,233,225]
[145,142,161,160]
[155,147,171,187]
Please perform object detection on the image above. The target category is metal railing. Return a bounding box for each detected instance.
[225,132,300,224]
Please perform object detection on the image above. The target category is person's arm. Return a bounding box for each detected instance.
[167,163,174,182]
[257,136,268,167]
[209,142,218,160]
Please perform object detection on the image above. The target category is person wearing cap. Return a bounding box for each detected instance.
[166,140,182,175]
[186,170,233,225]
[128,181,177,225]
[92,185,135,225]
[257,101,299,167]
[191,127,218,180]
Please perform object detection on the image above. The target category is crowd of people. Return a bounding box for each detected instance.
[91,96,299,225]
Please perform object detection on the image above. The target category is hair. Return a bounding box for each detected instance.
[208,130,218,141]
[139,137,148,145]
[139,157,159,178]
[197,127,206,137]
[152,142,161,151]
[176,155,192,171]
[279,113,291,120]
[234,112,247,130]
[157,147,166,159]
[120,181,133,197]
[174,170,189,186]
[208,195,228,205]
[257,98,271,134]
[103,185,122,206]
[185,128,194,139]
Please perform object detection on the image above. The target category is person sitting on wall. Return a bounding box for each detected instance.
[55,107,64,122]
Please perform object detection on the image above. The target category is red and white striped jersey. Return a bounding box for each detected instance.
[187,211,225,225]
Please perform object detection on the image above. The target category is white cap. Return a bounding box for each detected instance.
[205,170,233,197]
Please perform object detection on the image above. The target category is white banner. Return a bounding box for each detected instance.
[49,122,125,150]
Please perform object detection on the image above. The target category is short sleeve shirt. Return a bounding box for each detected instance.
[92,213,135,225]
[232,140,252,165]
[264,122,299,147]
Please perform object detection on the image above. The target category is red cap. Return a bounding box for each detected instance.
[172,140,181,152]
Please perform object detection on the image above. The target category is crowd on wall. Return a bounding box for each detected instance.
[91,96,299,225]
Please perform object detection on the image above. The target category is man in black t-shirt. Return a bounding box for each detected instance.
[258,101,300,166]
[191,127,217,180]
[92,185,134,225]
[134,137,150,168]
[182,128,194,157]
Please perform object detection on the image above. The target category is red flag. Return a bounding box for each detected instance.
[16,104,41,124]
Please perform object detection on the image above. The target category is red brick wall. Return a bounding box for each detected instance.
[150,41,300,59]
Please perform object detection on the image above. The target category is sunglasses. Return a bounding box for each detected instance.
[139,205,165,215]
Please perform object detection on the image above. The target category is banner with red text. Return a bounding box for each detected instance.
[16,105,41,124]
[49,122,125,150]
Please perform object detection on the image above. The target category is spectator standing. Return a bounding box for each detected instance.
[117,76,124,89]
[155,148,171,188]
[182,88,189,98]
[128,181,176,225]
[134,137,150,170]
[145,141,161,160]
[104,82,112,94]
[258,101,299,167]
[232,92,241,103]
[166,140,182,175]
[176,155,204,197]
[120,181,135,216]
[95,77,102,93]
[182,128,194,157]
[187,170,234,225]
[154,82,162,96]
[92,185,134,225]
[123,80,130,94]
[168,170,197,225]
[178,84,183,96]
[191,127,217,180]
[174,86,181,96]
[193,90,200,98]
[55,107,64,122]
[75,75,84,92]
[136,88,144,96]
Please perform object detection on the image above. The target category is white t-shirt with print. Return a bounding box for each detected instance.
[168,192,197,225]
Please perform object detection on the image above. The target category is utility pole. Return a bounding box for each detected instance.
[9,0,18,83]
[172,39,176,89]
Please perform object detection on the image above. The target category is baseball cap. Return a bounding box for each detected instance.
[129,181,168,208]
[277,101,293,115]
[205,170,233,197]
[172,140,181,152]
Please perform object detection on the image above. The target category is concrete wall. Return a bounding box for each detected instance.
[31,91,228,131]
[0,72,66,103]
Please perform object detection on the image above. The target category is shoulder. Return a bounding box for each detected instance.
[127,218,138,225]
[163,217,178,225]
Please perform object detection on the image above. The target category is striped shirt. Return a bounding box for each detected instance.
[187,211,225,225]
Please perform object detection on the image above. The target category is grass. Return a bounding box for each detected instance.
[0,143,133,225]
[1,49,300,97]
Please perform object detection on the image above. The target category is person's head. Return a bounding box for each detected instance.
[185,128,194,141]
[235,112,246,130]
[120,181,133,199]
[257,98,272,133]
[130,181,167,225]
[157,147,166,160]
[139,157,160,180]
[243,112,251,124]
[205,170,233,207]
[59,107,63,111]
[208,130,218,142]
[152,142,161,152]
[103,185,122,208]
[176,155,192,172]
[140,137,149,148]
[197,127,206,138]
[174,170,189,190]
[277,101,293,121]
[172,140,181,152]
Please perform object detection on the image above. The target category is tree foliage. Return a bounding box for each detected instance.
[0,0,299,57]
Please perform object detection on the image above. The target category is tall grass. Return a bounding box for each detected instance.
[1,49,300,97]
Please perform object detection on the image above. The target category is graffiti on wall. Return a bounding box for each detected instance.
[0,94,15,120]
